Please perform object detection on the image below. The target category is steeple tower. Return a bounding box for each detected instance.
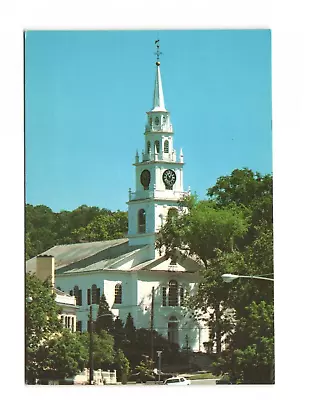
[127,41,187,259]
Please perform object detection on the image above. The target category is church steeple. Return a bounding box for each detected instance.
[152,62,166,112]
[127,41,187,259]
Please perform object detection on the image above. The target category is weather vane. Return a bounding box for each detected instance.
[154,39,162,65]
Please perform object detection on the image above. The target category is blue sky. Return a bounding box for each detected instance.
[25,30,272,212]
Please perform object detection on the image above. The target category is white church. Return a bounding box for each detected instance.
[26,51,210,352]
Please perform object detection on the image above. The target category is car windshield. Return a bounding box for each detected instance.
[166,378,180,383]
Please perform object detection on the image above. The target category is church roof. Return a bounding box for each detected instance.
[26,238,146,274]
[151,63,167,112]
[58,246,147,274]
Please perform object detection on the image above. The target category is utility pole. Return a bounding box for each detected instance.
[150,286,154,361]
[89,290,94,385]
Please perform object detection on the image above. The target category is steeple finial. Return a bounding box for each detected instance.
[152,40,166,112]
[155,39,162,65]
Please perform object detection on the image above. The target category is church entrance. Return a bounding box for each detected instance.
[168,316,179,344]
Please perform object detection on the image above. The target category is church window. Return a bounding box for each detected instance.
[91,284,100,305]
[168,280,178,306]
[74,285,82,306]
[155,140,160,153]
[164,140,169,153]
[114,283,122,304]
[147,141,151,154]
[180,287,184,306]
[168,316,179,344]
[138,209,146,233]
[76,320,82,332]
[162,287,167,306]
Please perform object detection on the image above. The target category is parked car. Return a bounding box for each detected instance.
[163,376,191,386]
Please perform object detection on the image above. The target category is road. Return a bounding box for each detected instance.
[190,379,218,385]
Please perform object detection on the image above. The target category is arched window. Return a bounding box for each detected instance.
[164,140,169,153]
[168,280,178,306]
[91,284,100,305]
[155,140,160,154]
[138,209,146,233]
[114,283,122,304]
[168,316,179,344]
[147,141,151,154]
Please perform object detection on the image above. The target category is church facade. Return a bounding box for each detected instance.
[26,54,209,352]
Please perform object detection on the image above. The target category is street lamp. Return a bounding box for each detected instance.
[222,273,274,283]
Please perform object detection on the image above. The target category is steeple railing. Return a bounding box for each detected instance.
[141,151,183,163]
[129,188,189,202]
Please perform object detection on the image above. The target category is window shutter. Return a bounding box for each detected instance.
[78,290,82,306]
[87,289,91,305]
[97,288,101,304]
[76,321,82,332]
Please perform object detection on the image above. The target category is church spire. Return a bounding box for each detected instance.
[152,40,166,112]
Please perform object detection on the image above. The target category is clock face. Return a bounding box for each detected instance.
[140,169,151,189]
[162,169,176,189]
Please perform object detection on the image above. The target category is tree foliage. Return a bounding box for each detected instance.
[78,331,115,370]
[25,204,128,259]
[36,330,88,381]
[95,294,114,334]
[157,168,274,383]
[25,273,87,383]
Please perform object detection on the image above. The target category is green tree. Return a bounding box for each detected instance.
[25,272,63,383]
[25,204,128,259]
[135,355,155,382]
[79,331,115,370]
[157,168,274,380]
[207,168,273,246]
[36,330,88,381]
[114,349,130,384]
[124,313,137,346]
[95,294,114,334]
[113,317,126,349]
[72,212,128,242]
